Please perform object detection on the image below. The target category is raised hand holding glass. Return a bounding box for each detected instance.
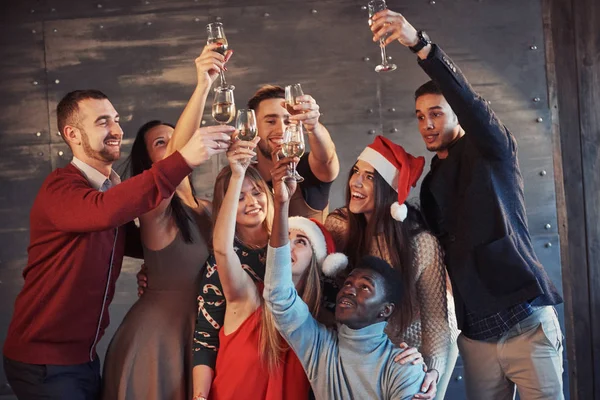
[367,0,397,73]
[235,109,258,164]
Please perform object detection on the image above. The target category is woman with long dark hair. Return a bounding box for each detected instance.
[325,136,459,400]
[102,43,233,399]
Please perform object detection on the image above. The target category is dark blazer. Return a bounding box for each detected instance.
[418,45,562,324]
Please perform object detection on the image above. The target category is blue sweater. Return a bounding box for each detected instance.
[263,244,425,400]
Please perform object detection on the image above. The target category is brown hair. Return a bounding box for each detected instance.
[56,90,108,142]
[260,251,322,372]
[247,85,285,114]
[344,163,425,336]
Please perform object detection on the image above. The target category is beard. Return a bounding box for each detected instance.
[257,138,274,159]
[81,130,120,162]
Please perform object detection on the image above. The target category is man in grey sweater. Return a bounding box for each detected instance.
[263,163,426,400]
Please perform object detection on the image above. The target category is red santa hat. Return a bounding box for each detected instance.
[357,135,425,222]
[288,217,348,277]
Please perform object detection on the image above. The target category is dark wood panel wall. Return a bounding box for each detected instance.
[0,0,573,398]
[543,0,600,398]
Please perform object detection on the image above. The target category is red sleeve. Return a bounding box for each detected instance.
[44,151,192,232]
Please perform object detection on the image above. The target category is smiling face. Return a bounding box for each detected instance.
[144,124,173,164]
[255,98,290,158]
[235,177,268,228]
[415,93,461,158]
[348,160,376,219]
[335,268,392,330]
[73,98,123,165]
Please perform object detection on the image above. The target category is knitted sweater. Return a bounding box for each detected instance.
[324,208,459,375]
[4,152,192,365]
[263,244,425,400]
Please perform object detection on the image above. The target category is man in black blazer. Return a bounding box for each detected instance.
[370,9,564,400]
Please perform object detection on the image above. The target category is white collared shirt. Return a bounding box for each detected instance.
[71,157,121,192]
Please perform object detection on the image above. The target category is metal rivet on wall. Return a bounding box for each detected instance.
[51,8,56,12]
[145,1,150,4]
[539,170,547,176]
[367,108,374,114]
[99,25,104,29]
[97,3,103,8]
[388,107,396,112]
[215,16,222,21]
[545,223,552,230]
[368,129,376,135]
[32,29,36,34]
[533,97,541,102]
[201,120,207,126]
[57,131,61,136]
[53,28,58,33]
[30,9,35,13]
[361,5,367,10]
[536,117,543,123]
[146,21,152,26]
[194,17,200,22]
[311,9,318,14]
[530,45,537,50]
[387,56,393,61]
[544,242,552,248]
[32,80,39,86]
[58,151,64,157]
[390,128,398,133]
[38,152,44,156]
[455,375,463,381]
[363,56,370,62]
[263,12,270,17]
[430,0,436,4]
[54,79,60,84]
[35,131,42,137]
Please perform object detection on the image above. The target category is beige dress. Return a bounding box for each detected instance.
[102,205,210,400]
[324,207,459,375]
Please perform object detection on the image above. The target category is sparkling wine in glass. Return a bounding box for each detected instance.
[235,109,258,164]
[282,124,305,182]
[212,86,235,168]
[367,0,397,73]
[212,87,236,124]
[206,22,231,87]
[285,83,304,116]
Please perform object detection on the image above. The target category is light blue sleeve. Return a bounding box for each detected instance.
[263,244,331,381]
[388,362,427,400]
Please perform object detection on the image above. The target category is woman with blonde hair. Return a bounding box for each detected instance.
[192,147,346,400]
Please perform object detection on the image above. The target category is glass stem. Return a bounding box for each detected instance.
[219,70,227,86]
[379,39,388,66]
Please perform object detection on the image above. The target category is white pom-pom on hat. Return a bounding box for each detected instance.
[288,216,348,277]
[390,202,408,222]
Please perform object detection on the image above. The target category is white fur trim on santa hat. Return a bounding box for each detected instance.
[322,253,348,277]
[288,216,327,264]
[390,202,408,222]
[358,147,399,192]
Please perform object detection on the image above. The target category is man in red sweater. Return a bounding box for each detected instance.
[2,90,231,400]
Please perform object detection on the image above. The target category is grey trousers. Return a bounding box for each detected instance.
[458,306,564,400]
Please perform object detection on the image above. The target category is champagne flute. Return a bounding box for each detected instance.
[367,0,397,73]
[212,86,236,168]
[285,83,304,116]
[206,22,231,88]
[235,109,258,164]
[281,123,305,182]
